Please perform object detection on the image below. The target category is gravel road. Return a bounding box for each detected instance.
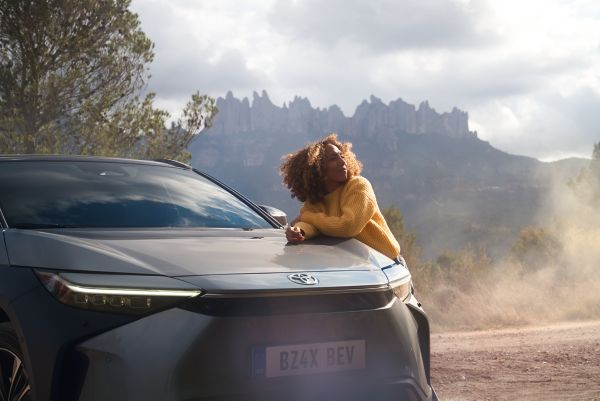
[430,320,600,401]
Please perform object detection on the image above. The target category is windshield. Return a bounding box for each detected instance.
[0,161,272,229]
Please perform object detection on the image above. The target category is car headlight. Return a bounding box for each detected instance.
[390,274,413,303]
[36,270,202,315]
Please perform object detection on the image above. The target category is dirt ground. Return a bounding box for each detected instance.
[430,320,600,401]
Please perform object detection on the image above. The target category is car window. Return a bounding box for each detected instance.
[0,161,272,229]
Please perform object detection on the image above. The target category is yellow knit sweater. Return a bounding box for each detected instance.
[295,175,401,260]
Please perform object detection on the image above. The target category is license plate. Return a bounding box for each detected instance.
[252,340,366,378]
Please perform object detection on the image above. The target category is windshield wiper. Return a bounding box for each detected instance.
[10,223,83,229]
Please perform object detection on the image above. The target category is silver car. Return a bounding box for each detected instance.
[0,155,437,401]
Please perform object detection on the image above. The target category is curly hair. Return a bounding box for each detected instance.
[279,133,363,203]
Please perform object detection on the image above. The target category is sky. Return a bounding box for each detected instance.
[131,0,600,161]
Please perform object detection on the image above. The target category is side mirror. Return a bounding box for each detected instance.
[259,205,288,227]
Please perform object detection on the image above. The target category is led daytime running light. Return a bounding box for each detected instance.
[58,279,201,298]
[36,271,201,315]
[39,272,201,298]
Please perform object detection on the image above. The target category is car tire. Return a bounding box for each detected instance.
[0,323,32,401]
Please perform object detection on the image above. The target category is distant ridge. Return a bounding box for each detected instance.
[211,90,475,142]
[190,92,587,257]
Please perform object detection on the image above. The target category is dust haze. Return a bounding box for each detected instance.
[420,166,600,332]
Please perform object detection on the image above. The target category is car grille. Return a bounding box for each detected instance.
[179,290,395,316]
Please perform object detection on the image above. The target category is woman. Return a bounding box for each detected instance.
[280,133,401,260]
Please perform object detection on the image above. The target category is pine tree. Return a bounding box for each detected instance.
[0,0,216,161]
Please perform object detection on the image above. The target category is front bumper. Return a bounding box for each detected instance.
[74,298,434,401]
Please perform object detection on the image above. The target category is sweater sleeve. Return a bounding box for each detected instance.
[301,177,376,238]
[293,202,321,239]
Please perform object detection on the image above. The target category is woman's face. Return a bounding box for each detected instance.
[323,143,348,187]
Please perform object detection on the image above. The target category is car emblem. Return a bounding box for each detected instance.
[288,273,319,285]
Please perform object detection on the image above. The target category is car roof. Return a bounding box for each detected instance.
[0,154,184,168]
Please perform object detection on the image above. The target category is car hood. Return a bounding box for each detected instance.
[3,228,395,277]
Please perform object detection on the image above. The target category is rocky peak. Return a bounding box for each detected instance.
[209,90,474,140]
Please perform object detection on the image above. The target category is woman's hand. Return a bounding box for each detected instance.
[285,226,305,244]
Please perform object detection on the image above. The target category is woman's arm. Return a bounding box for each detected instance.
[286,201,323,243]
[301,177,376,237]
[294,202,322,239]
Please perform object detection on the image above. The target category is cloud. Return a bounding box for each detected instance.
[471,88,600,159]
[130,0,600,160]
[261,36,588,121]
[132,0,269,102]
[147,48,268,99]
[268,0,496,53]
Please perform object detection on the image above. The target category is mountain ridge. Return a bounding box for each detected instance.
[211,90,475,141]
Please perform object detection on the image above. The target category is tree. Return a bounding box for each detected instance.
[383,206,422,270]
[569,142,600,205]
[510,226,560,270]
[591,142,600,179]
[0,0,216,161]
[435,247,491,290]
